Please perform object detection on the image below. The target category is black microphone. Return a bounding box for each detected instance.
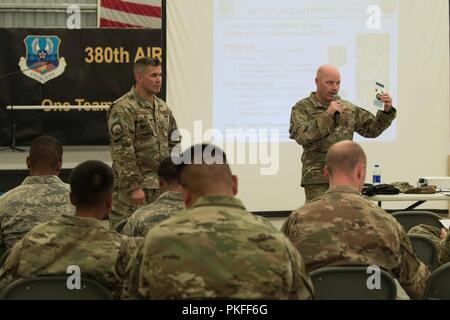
[333,94,340,126]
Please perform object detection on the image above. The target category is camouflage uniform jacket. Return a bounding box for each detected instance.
[282,185,429,299]
[124,196,314,300]
[408,224,450,267]
[439,236,450,265]
[289,92,396,185]
[0,175,74,250]
[121,191,184,237]
[107,86,179,192]
[433,234,450,266]
[0,215,143,299]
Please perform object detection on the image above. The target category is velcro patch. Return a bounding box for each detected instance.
[111,123,124,137]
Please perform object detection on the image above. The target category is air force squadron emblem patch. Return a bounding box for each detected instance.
[18,35,67,84]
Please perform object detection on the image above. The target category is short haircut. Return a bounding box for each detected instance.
[326,140,367,176]
[29,135,63,169]
[158,156,178,183]
[175,144,232,195]
[69,160,114,207]
[133,57,161,75]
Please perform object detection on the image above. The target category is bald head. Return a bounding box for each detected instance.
[316,64,340,79]
[326,140,367,178]
[325,140,367,191]
[315,64,341,104]
[176,144,237,207]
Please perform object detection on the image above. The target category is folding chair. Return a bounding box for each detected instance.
[114,218,128,233]
[424,262,450,299]
[408,234,438,271]
[0,248,10,268]
[310,266,397,300]
[392,211,442,232]
[1,276,113,300]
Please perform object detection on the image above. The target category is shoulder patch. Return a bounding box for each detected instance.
[111,123,124,137]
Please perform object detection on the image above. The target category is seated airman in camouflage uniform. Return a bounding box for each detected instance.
[408,224,450,267]
[282,141,429,299]
[289,64,396,202]
[0,161,142,299]
[124,144,314,300]
[121,156,184,237]
[0,135,74,250]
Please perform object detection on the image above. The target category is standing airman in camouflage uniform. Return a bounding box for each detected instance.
[282,141,429,299]
[107,57,180,228]
[124,144,314,300]
[409,224,450,267]
[289,64,396,202]
[121,156,184,237]
[0,135,74,250]
[0,160,142,299]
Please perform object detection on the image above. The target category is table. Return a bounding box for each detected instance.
[367,193,450,210]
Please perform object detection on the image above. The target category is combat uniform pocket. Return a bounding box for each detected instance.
[136,113,156,137]
[307,108,326,121]
[157,111,170,130]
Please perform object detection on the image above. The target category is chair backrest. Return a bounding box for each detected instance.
[0,248,11,268]
[310,266,397,300]
[408,234,438,271]
[424,262,450,299]
[0,245,6,261]
[114,218,128,233]
[1,276,113,300]
[391,211,442,232]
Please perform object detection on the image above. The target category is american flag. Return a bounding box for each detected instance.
[99,0,162,28]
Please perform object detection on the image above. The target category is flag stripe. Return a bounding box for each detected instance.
[101,0,161,18]
[100,7,161,28]
[99,18,142,28]
[118,0,160,5]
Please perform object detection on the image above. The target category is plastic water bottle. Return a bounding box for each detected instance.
[372,164,381,185]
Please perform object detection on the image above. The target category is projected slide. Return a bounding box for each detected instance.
[213,0,398,142]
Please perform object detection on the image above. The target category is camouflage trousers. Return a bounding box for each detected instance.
[409,224,450,267]
[303,183,329,203]
[110,188,160,229]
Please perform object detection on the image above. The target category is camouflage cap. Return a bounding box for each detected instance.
[391,182,414,193]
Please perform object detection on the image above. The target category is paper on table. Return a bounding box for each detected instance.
[440,220,450,229]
